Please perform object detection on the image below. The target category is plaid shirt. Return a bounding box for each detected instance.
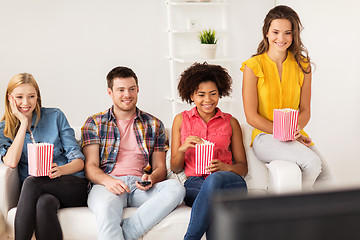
[81,107,169,174]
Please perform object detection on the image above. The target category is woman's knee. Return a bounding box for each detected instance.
[22,176,39,189]
[203,172,230,189]
[19,176,43,199]
[205,172,246,190]
[298,151,322,175]
[36,194,60,214]
[311,155,322,177]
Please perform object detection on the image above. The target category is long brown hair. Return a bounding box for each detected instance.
[255,5,311,74]
[1,73,42,139]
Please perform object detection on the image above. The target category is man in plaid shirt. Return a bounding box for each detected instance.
[81,66,185,240]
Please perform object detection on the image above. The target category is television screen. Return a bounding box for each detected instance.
[212,188,360,240]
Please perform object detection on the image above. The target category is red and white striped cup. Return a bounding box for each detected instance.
[195,140,215,175]
[273,108,299,141]
[27,143,54,177]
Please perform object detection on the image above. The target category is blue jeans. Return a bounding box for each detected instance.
[184,171,247,240]
[88,176,185,240]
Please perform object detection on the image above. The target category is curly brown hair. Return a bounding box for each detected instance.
[177,62,232,104]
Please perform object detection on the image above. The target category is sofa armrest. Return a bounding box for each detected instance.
[241,124,268,192]
[266,160,302,193]
[0,162,21,220]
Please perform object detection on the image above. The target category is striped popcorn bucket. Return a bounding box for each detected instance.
[195,141,214,175]
[27,143,54,177]
[273,109,299,141]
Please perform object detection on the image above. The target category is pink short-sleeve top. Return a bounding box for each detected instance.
[181,107,233,177]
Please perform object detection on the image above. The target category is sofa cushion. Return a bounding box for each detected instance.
[241,124,269,191]
[58,207,98,240]
[143,204,192,240]
[6,204,194,240]
[0,213,5,238]
[165,150,187,184]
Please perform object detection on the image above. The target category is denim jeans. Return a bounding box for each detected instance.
[15,175,88,240]
[88,176,185,240]
[184,171,247,240]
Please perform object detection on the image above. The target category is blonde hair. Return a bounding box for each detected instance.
[1,73,42,139]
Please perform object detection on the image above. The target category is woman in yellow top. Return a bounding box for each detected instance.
[241,5,321,189]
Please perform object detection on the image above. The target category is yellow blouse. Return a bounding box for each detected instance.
[240,51,311,145]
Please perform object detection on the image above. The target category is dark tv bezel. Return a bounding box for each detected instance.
[213,188,360,240]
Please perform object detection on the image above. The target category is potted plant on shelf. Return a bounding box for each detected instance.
[198,28,218,59]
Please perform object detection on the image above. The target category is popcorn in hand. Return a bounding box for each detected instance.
[195,139,215,175]
[27,143,54,177]
[273,108,299,141]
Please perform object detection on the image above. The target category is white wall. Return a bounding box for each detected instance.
[0,0,272,127]
[1,0,359,187]
[0,0,169,128]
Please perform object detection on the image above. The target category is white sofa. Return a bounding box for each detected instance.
[0,124,334,240]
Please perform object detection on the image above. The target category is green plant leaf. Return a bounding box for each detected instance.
[198,28,218,44]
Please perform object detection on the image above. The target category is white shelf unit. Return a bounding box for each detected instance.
[165,0,234,118]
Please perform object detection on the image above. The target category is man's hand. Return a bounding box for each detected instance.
[135,174,153,191]
[104,177,130,195]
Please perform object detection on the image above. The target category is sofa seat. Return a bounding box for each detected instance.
[6,204,193,240]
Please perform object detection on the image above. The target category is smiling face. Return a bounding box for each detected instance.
[10,83,38,119]
[191,81,219,120]
[107,77,139,117]
[266,19,293,53]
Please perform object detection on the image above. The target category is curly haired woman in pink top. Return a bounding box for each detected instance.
[171,62,248,240]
